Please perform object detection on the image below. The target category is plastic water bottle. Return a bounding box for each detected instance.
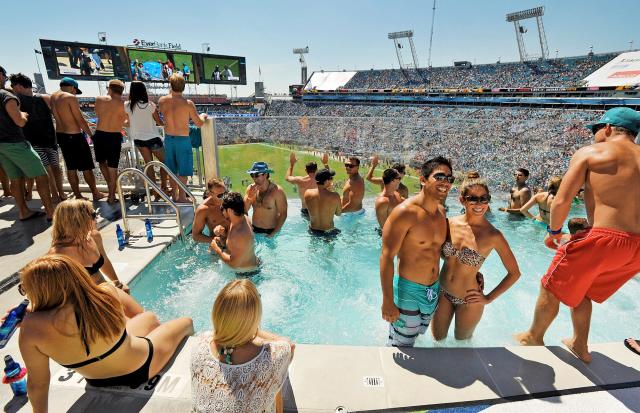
[2,355,27,396]
[115,224,126,249]
[145,219,154,242]
[0,300,29,349]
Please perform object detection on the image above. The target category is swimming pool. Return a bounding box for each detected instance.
[131,194,640,348]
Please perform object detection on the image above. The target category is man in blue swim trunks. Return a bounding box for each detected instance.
[158,73,207,202]
[380,156,453,346]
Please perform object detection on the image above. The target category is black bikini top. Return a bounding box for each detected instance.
[84,254,105,275]
[61,329,128,369]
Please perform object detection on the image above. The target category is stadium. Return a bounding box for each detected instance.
[1,2,640,413]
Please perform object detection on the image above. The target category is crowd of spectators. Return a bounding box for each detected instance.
[344,53,617,89]
[215,101,602,190]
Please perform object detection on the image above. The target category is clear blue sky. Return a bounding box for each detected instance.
[2,0,638,96]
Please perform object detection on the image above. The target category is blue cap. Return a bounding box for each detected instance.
[246,161,274,174]
[587,107,640,136]
[60,77,82,95]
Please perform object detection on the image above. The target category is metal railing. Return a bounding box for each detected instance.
[142,160,198,211]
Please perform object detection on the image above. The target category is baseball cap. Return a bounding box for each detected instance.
[315,168,336,185]
[246,161,274,175]
[0,66,6,76]
[60,77,82,95]
[586,107,640,136]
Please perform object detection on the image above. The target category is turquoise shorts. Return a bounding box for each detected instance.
[388,275,440,347]
[0,141,47,180]
[163,135,193,177]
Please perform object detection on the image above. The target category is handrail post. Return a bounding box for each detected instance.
[144,160,197,212]
[116,174,129,235]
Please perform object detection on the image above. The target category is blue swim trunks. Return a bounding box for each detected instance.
[163,135,193,176]
[388,275,440,347]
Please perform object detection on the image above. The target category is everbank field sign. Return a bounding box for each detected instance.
[131,38,182,51]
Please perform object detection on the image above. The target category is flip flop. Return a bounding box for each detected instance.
[624,339,640,356]
[19,211,45,222]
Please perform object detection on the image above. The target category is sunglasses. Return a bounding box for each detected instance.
[250,173,265,178]
[18,283,26,296]
[216,191,228,199]
[592,124,606,134]
[431,173,455,184]
[344,163,357,168]
[464,195,491,204]
[90,211,98,219]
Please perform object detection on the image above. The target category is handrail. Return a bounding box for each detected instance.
[116,168,184,239]
[143,160,198,212]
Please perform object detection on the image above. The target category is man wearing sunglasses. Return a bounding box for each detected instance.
[380,156,453,347]
[498,168,531,215]
[244,161,287,237]
[341,156,365,214]
[192,178,230,245]
[517,107,640,364]
[285,151,329,217]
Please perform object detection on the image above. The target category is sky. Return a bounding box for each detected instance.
[2,0,638,97]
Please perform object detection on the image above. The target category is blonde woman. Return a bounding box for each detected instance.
[191,279,294,413]
[49,199,141,317]
[519,176,562,225]
[18,255,194,412]
[431,174,521,341]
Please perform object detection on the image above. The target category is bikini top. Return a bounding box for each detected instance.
[442,219,485,267]
[539,193,551,214]
[84,254,105,275]
[61,328,128,368]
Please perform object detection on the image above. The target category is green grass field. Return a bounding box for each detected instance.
[203,57,239,80]
[128,50,194,75]
[214,143,423,197]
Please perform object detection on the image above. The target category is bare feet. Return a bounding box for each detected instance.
[1,192,10,198]
[107,197,119,204]
[92,192,107,201]
[59,193,68,201]
[73,193,88,200]
[514,331,544,346]
[25,192,33,201]
[562,338,592,363]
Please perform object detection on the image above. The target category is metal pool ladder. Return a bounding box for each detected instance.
[116,161,198,239]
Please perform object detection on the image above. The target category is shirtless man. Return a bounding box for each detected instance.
[304,168,341,236]
[158,74,206,202]
[285,151,329,217]
[380,156,453,346]
[209,192,259,273]
[94,79,126,203]
[375,168,404,232]
[498,168,531,214]
[192,177,230,245]
[244,161,287,237]
[516,107,640,363]
[50,77,104,200]
[342,156,365,213]
[366,154,410,199]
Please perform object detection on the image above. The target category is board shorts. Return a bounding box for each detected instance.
[57,132,94,171]
[163,135,192,176]
[388,275,440,347]
[0,141,47,179]
[33,146,60,168]
[93,130,122,168]
[541,227,640,307]
[308,226,340,240]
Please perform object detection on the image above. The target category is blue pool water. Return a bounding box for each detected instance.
[131,195,640,347]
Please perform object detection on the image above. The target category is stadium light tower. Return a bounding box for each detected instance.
[293,47,309,84]
[506,6,549,61]
[388,30,419,70]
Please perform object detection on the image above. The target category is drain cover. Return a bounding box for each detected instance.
[363,376,384,387]
[335,407,348,413]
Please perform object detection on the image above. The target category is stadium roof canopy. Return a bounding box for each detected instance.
[305,71,357,91]
[584,51,640,87]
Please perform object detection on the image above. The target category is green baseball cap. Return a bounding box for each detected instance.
[586,107,640,136]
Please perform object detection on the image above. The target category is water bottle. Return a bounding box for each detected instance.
[2,355,27,396]
[145,219,154,242]
[0,300,29,349]
[115,224,126,249]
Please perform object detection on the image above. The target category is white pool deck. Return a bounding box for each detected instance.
[1,196,640,412]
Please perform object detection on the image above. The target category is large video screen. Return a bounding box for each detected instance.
[198,54,246,85]
[40,39,130,81]
[127,49,197,83]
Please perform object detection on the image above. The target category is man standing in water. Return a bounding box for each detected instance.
[366,154,410,199]
[210,192,259,272]
[342,156,365,213]
[192,178,229,245]
[516,107,640,363]
[375,168,404,232]
[244,161,287,237]
[94,79,126,203]
[50,77,105,200]
[304,168,341,236]
[380,156,454,346]
[285,151,329,217]
[499,168,531,214]
[158,73,207,202]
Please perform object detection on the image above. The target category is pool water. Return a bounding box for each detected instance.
[131,195,640,348]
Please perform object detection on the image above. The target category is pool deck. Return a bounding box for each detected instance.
[1,196,640,412]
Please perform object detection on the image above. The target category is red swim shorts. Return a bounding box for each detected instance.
[541,227,640,307]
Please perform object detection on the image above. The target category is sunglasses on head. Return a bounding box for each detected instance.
[18,283,26,296]
[90,211,97,219]
[250,173,265,178]
[464,195,491,204]
[344,163,357,168]
[431,173,455,184]
[592,124,606,134]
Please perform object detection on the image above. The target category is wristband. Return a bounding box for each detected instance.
[546,226,562,235]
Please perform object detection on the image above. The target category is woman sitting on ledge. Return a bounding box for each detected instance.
[191,279,294,413]
[49,199,142,317]
[18,255,194,412]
